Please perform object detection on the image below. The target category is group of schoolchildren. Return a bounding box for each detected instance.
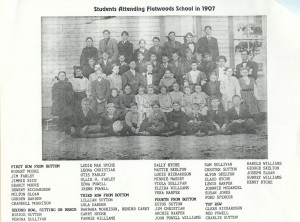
[51,29,260,138]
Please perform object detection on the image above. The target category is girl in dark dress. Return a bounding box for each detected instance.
[51,71,74,132]
[80,37,99,69]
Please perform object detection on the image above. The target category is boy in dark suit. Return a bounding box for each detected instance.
[198,26,219,61]
[203,52,217,79]
[180,32,198,57]
[99,30,118,63]
[117,54,130,76]
[225,95,256,134]
[122,61,141,94]
[164,31,182,60]
[117,31,133,63]
[99,52,113,75]
[235,50,259,80]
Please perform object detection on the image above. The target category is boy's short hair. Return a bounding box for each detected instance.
[73,65,82,70]
[195,84,202,89]
[168,31,175,36]
[130,102,138,107]
[118,54,125,58]
[173,102,181,106]
[185,32,194,37]
[112,63,119,68]
[184,85,192,90]
[107,103,115,108]
[240,67,250,72]
[139,39,146,44]
[124,84,131,89]
[95,68,103,73]
[162,55,169,59]
[217,55,227,63]
[150,53,157,57]
[172,51,180,56]
[160,85,168,91]
[210,96,220,102]
[103,30,110,34]
[232,95,241,100]
[164,69,172,74]
[138,85,145,91]
[145,62,153,67]
[147,84,154,89]
[225,67,233,72]
[204,25,212,30]
[173,82,179,86]
[196,52,203,57]
[81,97,91,104]
[191,61,197,65]
[209,72,217,77]
[204,52,212,57]
[185,48,192,53]
[153,36,160,41]
[137,52,144,57]
[86,37,93,42]
[151,102,160,107]
[241,49,250,55]
[111,88,118,93]
[58,71,66,76]
[88,57,95,62]
[121,31,129,36]
[103,52,109,56]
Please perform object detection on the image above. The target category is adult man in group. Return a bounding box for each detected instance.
[235,50,258,80]
[117,31,133,63]
[198,26,219,61]
[99,30,118,63]
[164,31,182,59]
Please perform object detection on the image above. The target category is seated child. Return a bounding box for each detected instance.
[225,95,256,134]
[206,96,228,135]
[159,69,177,92]
[170,82,184,104]
[180,86,194,115]
[158,86,173,113]
[98,103,125,136]
[184,61,207,89]
[187,103,210,136]
[135,86,151,118]
[120,85,136,112]
[124,102,143,135]
[70,98,101,138]
[107,88,123,113]
[162,102,189,136]
[192,84,208,107]
[107,64,123,94]
[117,54,129,76]
[140,103,167,136]
[204,72,221,109]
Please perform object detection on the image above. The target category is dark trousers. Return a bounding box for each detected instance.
[226,118,256,134]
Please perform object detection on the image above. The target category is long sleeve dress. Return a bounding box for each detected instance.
[238,77,259,115]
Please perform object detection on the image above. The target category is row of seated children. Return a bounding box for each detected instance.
[68,94,256,138]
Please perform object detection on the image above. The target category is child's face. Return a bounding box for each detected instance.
[112,66,119,74]
[125,86,131,94]
[139,41,146,48]
[103,31,110,39]
[152,105,159,112]
[131,105,138,113]
[191,63,198,70]
[233,96,241,107]
[138,54,144,61]
[107,107,115,115]
[210,75,217,82]
[195,86,202,93]
[218,59,226,67]
[241,69,249,77]
[226,69,233,77]
[186,50,193,58]
[138,88,145,95]
[111,90,118,97]
[164,70,172,78]
[75,69,82,76]
[184,88,191,95]
[241,51,248,61]
[186,35,193,43]
[192,104,199,111]
[119,56,125,63]
[150,54,157,62]
[86,39,93,47]
[160,88,167,94]
[162,57,169,63]
[129,61,136,69]
[148,88,154,94]
[88,59,95,66]
[81,101,90,112]
[58,73,66,81]
[205,27,212,35]
[196,54,203,61]
[169,33,175,41]
[146,65,153,73]
[211,99,220,109]
[173,84,179,92]
[96,71,102,78]
[153,39,160,46]
[172,54,179,61]
[173,103,181,111]
[103,53,109,60]
[121,34,128,41]
[205,55,212,61]
[94,64,101,70]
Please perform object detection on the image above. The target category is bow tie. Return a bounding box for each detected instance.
[75,76,83,79]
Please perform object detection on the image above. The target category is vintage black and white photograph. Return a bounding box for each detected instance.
[42,16,267,160]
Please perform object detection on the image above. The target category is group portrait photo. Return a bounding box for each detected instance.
[42,16,267,160]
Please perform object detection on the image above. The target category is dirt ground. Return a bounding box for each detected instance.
[42,121,267,160]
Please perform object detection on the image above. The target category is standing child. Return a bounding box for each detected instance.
[69,66,88,109]
[107,64,123,94]
[220,67,241,111]
[99,52,113,75]
[133,39,150,62]
[149,37,164,62]
[136,52,147,74]
[117,54,130,76]
[122,61,141,94]
[215,56,227,82]
[158,86,173,113]
[204,72,221,109]
[238,67,259,116]
[159,69,177,92]
[170,82,184,104]
[225,95,256,134]
[91,71,110,115]
[51,71,74,132]
[181,86,194,115]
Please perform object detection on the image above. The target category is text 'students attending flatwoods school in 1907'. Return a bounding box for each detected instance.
[93,6,216,13]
